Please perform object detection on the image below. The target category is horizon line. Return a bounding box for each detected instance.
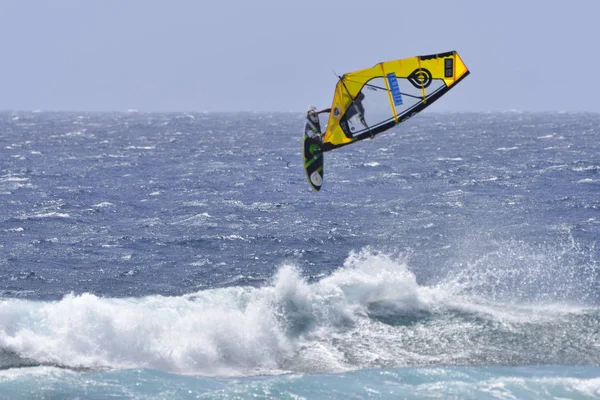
[1,109,599,115]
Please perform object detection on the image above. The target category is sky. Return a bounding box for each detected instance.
[1,0,599,112]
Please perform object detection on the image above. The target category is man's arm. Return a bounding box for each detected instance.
[316,108,331,114]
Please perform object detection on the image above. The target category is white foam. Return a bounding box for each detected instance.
[577,178,600,184]
[0,366,71,381]
[414,375,600,399]
[572,165,599,172]
[182,201,208,207]
[0,175,33,191]
[92,202,114,208]
[437,157,463,161]
[0,289,292,375]
[0,251,427,375]
[20,212,70,219]
[1,177,29,182]
[0,249,594,377]
[320,250,438,312]
[483,376,600,398]
[172,213,212,226]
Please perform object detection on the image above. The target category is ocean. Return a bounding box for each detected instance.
[0,111,598,399]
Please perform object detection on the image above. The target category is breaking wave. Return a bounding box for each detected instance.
[0,249,597,376]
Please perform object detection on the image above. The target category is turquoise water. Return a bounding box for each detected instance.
[1,366,599,399]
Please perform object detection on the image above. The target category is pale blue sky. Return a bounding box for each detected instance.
[1,0,598,112]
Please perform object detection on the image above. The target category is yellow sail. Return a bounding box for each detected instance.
[321,51,469,151]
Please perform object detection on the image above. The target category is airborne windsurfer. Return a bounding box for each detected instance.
[301,51,470,191]
[305,106,331,142]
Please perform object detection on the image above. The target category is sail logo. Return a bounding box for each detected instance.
[310,171,322,186]
[386,73,403,106]
[444,58,454,78]
[408,68,432,89]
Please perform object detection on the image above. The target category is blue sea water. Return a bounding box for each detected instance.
[0,111,598,399]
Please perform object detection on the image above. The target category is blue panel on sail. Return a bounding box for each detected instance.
[387,72,403,106]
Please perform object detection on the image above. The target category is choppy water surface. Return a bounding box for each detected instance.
[0,111,598,399]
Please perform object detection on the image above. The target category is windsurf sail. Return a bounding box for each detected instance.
[321,51,469,151]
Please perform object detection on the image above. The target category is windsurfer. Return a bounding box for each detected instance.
[305,106,331,141]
